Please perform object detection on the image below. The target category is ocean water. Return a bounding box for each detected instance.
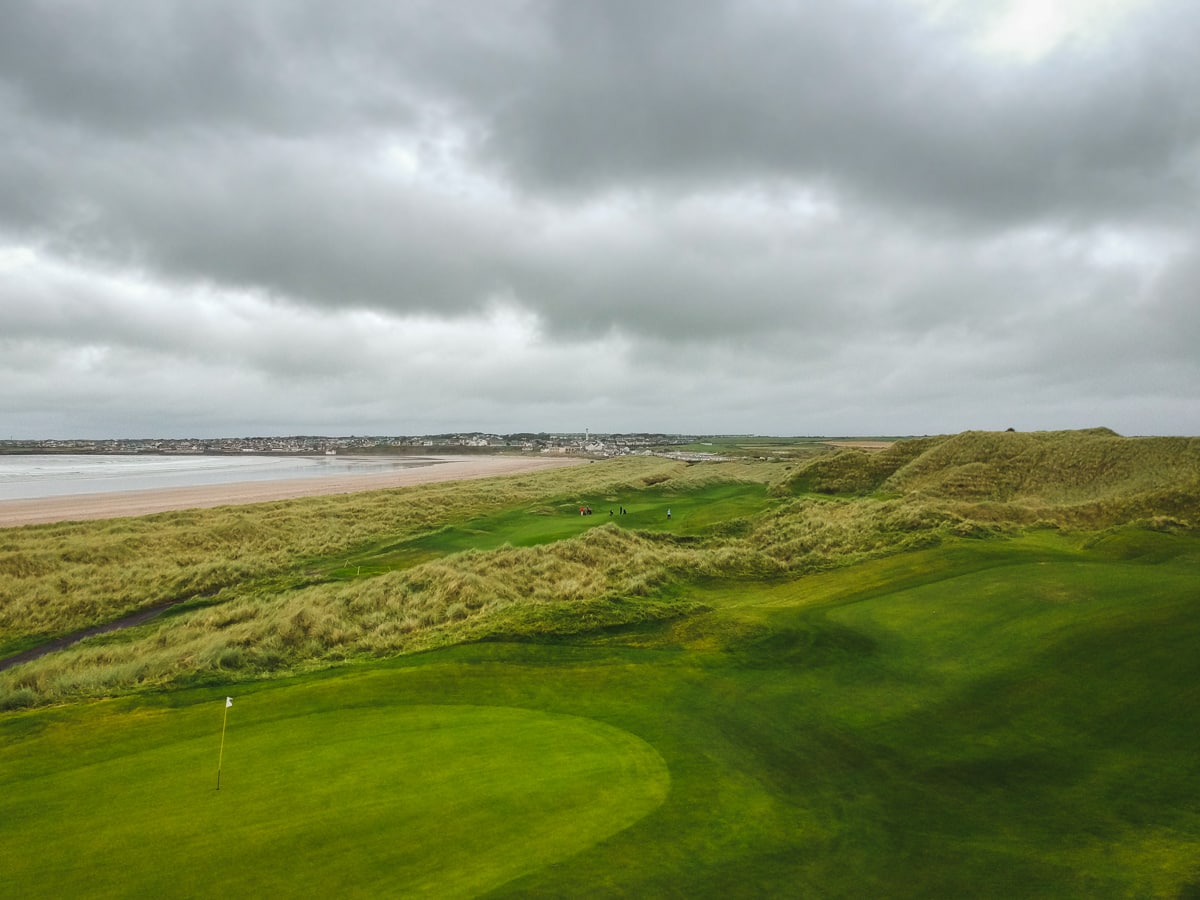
[0,454,441,501]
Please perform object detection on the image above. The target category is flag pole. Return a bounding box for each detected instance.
[217,696,232,791]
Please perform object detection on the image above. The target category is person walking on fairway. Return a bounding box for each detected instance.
[667,508,671,520]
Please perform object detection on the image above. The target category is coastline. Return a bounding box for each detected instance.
[0,455,584,528]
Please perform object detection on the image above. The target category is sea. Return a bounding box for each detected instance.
[0,454,442,501]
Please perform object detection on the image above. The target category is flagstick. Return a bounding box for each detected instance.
[217,699,231,791]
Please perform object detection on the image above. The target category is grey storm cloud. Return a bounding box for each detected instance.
[484,1,1200,217]
[1,0,1197,437]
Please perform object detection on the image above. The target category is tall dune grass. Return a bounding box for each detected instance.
[886,430,1200,503]
[0,456,703,648]
[3,430,1198,708]
[0,499,998,705]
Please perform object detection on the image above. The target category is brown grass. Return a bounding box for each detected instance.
[3,430,1198,707]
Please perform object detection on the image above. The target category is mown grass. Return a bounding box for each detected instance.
[492,533,1200,897]
[319,480,775,577]
[2,429,1200,894]
[3,529,1199,896]
[0,684,668,898]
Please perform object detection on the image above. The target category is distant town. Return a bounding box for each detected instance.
[0,433,730,461]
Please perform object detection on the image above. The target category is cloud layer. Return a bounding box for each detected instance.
[2,0,1197,437]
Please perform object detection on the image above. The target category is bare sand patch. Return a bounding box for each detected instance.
[0,455,584,528]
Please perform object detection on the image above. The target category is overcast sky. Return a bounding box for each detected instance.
[2,0,1197,438]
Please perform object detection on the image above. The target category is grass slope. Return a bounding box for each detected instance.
[0,456,702,653]
[3,533,1199,896]
[499,534,1200,897]
[3,430,1200,895]
[885,428,1200,503]
[5,430,1199,706]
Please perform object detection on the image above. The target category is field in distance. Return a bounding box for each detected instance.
[2,428,1200,896]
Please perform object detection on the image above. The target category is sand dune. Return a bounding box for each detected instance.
[0,455,583,528]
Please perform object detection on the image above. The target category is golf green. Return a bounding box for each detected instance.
[0,679,669,898]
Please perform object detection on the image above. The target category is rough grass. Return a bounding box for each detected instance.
[0,456,708,650]
[777,434,946,495]
[4,531,1200,896]
[2,429,1198,710]
[885,429,1200,504]
[780,429,1200,509]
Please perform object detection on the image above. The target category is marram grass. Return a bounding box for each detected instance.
[3,431,1200,896]
[4,431,1199,707]
[3,527,1200,896]
[0,456,701,650]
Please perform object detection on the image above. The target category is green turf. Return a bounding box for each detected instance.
[318,481,777,578]
[0,683,668,898]
[4,533,1200,896]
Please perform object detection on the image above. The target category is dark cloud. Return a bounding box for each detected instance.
[0,1,420,137]
[1,0,1197,437]
[481,0,1200,223]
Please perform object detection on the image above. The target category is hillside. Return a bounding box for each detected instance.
[884,429,1200,501]
[780,428,1200,528]
[775,435,947,494]
[4,431,1200,896]
[3,429,1199,708]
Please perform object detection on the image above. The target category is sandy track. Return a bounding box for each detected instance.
[0,455,584,528]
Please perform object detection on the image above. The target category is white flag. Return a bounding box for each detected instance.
[226,697,233,708]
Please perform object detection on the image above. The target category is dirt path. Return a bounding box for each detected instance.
[0,601,186,672]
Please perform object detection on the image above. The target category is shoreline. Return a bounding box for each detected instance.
[0,455,584,528]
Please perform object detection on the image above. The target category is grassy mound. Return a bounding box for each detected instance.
[0,457,696,654]
[776,435,945,495]
[886,428,1200,505]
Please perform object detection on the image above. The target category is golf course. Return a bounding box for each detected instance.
[3,429,1200,897]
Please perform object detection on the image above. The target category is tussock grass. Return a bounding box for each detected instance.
[747,496,1003,572]
[6,432,1200,895]
[887,429,1200,504]
[780,429,1200,534]
[3,525,746,703]
[8,531,1200,895]
[3,429,1199,707]
[0,457,691,650]
[777,435,946,495]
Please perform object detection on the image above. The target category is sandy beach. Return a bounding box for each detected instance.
[0,455,584,528]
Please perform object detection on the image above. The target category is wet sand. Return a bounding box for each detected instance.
[0,455,584,528]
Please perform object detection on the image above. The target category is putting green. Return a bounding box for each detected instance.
[0,680,669,898]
